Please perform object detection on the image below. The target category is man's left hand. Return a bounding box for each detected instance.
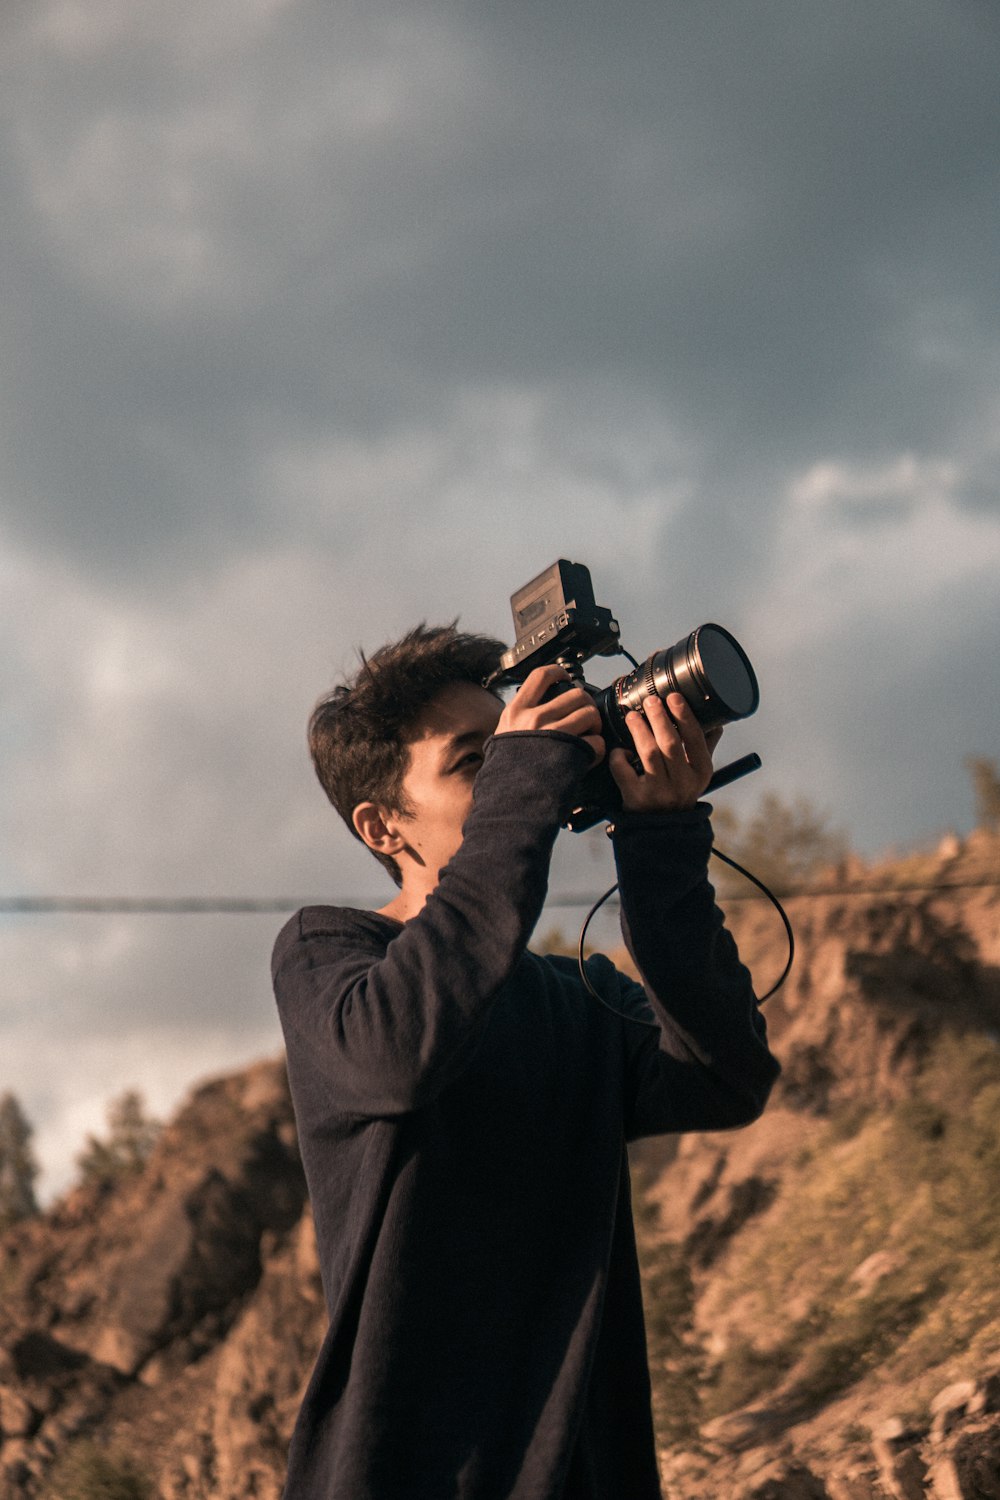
[608,693,723,813]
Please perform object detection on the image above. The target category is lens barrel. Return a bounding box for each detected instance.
[540,621,760,829]
[587,624,758,756]
[600,623,758,745]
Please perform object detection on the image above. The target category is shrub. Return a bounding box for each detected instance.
[637,1239,705,1446]
[704,1336,794,1416]
[41,1440,152,1500]
[790,1283,942,1413]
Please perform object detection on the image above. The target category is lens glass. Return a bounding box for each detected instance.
[696,626,757,716]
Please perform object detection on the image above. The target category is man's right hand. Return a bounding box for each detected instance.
[494,665,605,764]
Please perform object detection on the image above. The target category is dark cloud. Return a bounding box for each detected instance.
[3,0,999,589]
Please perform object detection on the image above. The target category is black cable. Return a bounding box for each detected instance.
[708,847,795,1001]
[576,843,795,1023]
[0,873,996,916]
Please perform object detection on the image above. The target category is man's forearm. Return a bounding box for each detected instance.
[613,806,778,1104]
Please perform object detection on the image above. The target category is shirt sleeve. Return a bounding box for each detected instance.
[272,731,594,1117]
[609,804,780,1141]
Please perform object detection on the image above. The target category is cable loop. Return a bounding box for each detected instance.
[575,842,794,1023]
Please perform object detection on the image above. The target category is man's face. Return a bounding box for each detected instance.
[392,681,503,886]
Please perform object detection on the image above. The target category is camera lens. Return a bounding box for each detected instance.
[611,623,759,731]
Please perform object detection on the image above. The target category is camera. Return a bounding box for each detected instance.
[492,560,760,829]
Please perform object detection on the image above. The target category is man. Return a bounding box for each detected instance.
[272,623,779,1499]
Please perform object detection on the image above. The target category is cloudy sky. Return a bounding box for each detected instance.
[3,0,998,1198]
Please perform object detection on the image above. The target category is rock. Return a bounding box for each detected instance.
[884,1447,929,1500]
[927,1454,965,1500]
[685,1175,778,1268]
[181,1450,204,1482]
[209,1210,325,1500]
[979,1369,1000,1415]
[89,1193,196,1374]
[825,1470,885,1500]
[10,1331,87,1382]
[0,1441,35,1500]
[660,1445,719,1499]
[946,1416,1000,1499]
[931,1380,978,1441]
[0,1387,37,1439]
[872,1419,929,1500]
[37,1059,309,1379]
[703,1406,781,1452]
[850,1251,904,1295]
[0,1058,308,1497]
[739,1458,830,1498]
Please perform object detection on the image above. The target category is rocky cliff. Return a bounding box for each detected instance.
[636,826,1000,1498]
[1,831,998,1499]
[0,1061,324,1499]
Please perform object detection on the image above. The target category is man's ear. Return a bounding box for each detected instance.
[352,802,407,859]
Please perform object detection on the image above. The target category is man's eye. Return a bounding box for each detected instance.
[455,752,482,771]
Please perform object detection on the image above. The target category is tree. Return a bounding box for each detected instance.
[965,756,1000,831]
[0,1091,40,1228]
[711,791,849,895]
[76,1089,161,1187]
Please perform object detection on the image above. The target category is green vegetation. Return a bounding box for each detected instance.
[711,792,849,894]
[76,1090,161,1187]
[723,1030,1000,1399]
[40,1440,152,1500]
[704,1280,943,1419]
[636,1029,1000,1439]
[965,754,1000,830]
[637,1236,705,1448]
[0,1090,39,1228]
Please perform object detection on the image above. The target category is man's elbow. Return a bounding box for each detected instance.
[728,1051,781,1127]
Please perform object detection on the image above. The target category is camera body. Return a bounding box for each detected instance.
[493,560,760,830]
[497,560,623,682]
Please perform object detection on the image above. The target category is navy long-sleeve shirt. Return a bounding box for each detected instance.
[272,731,778,1499]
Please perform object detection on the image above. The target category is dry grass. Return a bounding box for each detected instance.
[39,1440,153,1500]
[635,1028,1000,1442]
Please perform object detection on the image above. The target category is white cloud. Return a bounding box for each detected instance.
[28,0,295,60]
[8,1015,282,1203]
[753,450,1000,649]
[733,443,1000,854]
[268,384,688,581]
[788,453,960,510]
[1,533,346,890]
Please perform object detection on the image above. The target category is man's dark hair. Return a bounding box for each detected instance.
[309,623,506,885]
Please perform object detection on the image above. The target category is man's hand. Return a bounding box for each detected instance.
[495,665,605,764]
[609,693,722,813]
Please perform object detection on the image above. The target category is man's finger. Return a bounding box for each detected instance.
[663,694,713,778]
[637,697,697,784]
[608,746,639,792]
[532,684,600,730]
[642,695,684,758]
[542,700,603,740]
[516,663,571,707]
[624,708,665,775]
